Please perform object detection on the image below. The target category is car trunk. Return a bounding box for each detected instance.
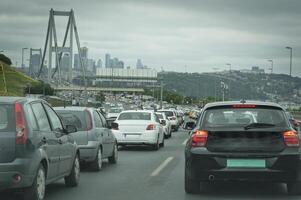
[0,104,16,163]
[117,120,151,134]
[206,130,285,153]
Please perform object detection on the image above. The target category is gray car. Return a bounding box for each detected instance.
[0,97,79,200]
[55,107,118,171]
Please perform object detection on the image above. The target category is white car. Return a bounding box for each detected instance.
[112,110,164,150]
[107,107,123,119]
[158,110,179,132]
[156,112,172,138]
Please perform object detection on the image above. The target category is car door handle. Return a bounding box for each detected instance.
[41,137,47,144]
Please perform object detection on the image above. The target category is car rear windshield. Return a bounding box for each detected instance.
[56,110,87,131]
[118,112,151,120]
[201,107,288,128]
[159,111,174,117]
[109,108,123,113]
[156,113,163,119]
[0,104,14,132]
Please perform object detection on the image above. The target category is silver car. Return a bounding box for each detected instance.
[55,107,118,171]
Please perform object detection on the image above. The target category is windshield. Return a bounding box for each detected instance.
[109,108,123,113]
[159,111,174,117]
[202,108,288,128]
[118,112,151,120]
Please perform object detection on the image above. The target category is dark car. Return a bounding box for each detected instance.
[0,97,79,200]
[185,101,301,194]
[54,107,118,171]
[286,111,300,131]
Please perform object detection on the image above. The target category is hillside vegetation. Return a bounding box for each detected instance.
[159,71,301,103]
[0,61,37,96]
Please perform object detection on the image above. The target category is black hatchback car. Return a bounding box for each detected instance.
[185,101,301,194]
[0,97,79,200]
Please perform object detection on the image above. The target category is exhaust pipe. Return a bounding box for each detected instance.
[208,175,215,181]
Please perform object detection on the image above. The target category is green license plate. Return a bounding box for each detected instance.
[227,159,266,168]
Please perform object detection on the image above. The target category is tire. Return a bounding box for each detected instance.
[91,148,102,171]
[287,182,301,195]
[108,143,118,164]
[160,137,165,148]
[65,154,80,187]
[153,139,160,151]
[24,165,46,200]
[185,165,200,194]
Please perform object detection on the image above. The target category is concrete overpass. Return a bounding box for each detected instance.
[54,86,144,92]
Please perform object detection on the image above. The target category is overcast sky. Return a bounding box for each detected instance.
[1,0,301,76]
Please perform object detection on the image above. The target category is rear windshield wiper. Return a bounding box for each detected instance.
[244,123,276,130]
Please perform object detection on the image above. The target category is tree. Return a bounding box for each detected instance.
[0,54,12,65]
[24,81,54,95]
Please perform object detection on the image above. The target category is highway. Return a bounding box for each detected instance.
[1,128,299,200]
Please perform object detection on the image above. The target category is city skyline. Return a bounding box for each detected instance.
[1,0,301,76]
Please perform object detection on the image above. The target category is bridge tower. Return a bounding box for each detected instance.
[38,8,87,91]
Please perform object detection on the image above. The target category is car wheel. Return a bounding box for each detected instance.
[153,139,160,151]
[24,164,46,200]
[185,165,200,194]
[65,154,80,187]
[108,143,118,164]
[287,182,301,195]
[91,148,102,171]
[160,137,165,148]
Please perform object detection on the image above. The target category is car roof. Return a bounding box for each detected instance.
[203,101,283,110]
[120,110,154,114]
[0,96,45,104]
[54,106,93,111]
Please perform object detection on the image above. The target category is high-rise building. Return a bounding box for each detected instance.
[61,53,70,72]
[96,59,102,68]
[105,54,111,68]
[81,47,88,59]
[136,59,143,69]
[29,54,42,75]
[74,54,80,70]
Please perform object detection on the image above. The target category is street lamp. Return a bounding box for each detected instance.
[226,63,231,72]
[22,47,28,68]
[285,46,292,76]
[267,59,273,74]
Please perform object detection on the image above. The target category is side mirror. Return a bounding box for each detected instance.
[65,125,77,134]
[160,119,166,126]
[111,122,119,130]
[184,121,196,130]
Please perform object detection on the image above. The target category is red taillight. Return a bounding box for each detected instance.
[191,130,208,147]
[146,124,156,130]
[15,102,27,145]
[86,111,93,131]
[233,104,256,108]
[283,130,299,147]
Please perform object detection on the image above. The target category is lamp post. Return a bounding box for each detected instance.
[226,63,231,72]
[267,59,273,74]
[285,46,292,76]
[22,48,28,68]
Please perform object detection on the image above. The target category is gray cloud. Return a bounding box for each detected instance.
[0,0,301,76]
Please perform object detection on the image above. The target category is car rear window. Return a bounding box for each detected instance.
[56,110,87,131]
[0,104,14,132]
[202,108,287,128]
[118,112,151,120]
[156,113,163,119]
[159,111,174,117]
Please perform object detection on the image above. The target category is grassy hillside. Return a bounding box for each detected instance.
[0,61,38,96]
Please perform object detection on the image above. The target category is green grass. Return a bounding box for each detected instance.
[0,61,37,96]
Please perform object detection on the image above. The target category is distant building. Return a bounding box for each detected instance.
[74,54,80,70]
[81,47,88,59]
[136,59,143,69]
[105,54,111,68]
[29,54,42,76]
[87,58,95,72]
[61,53,70,72]
[96,59,102,68]
[240,66,265,74]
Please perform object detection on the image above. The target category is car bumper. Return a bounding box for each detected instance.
[0,159,34,190]
[78,141,99,162]
[186,148,301,183]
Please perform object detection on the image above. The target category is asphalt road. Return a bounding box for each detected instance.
[2,129,301,200]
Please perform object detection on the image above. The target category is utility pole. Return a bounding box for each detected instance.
[160,79,163,109]
[286,46,293,76]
